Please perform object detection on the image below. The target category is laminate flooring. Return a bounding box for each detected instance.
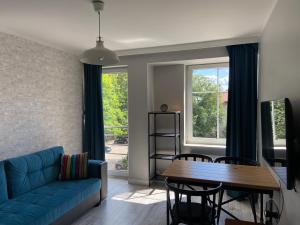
[72,178,257,225]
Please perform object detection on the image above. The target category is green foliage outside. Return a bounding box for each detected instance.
[121,155,128,170]
[273,101,285,139]
[192,75,227,138]
[102,72,128,136]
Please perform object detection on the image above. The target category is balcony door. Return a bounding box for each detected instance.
[102,68,128,177]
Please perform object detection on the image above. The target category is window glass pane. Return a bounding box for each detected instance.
[273,101,285,140]
[192,68,218,93]
[218,92,228,138]
[192,93,217,138]
[103,72,128,173]
[188,64,229,143]
[218,67,229,139]
[218,67,229,92]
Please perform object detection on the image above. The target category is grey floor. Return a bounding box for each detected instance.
[72,178,257,225]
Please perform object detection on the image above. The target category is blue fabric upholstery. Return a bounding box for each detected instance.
[88,160,105,179]
[0,179,101,225]
[0,161,8,204]
[5,146,64,198]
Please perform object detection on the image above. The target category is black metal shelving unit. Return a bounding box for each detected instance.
[148,111,181,183]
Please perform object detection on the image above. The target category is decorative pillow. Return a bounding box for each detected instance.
[59,153,88,180]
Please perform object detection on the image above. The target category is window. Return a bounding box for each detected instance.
[185,63,229,145]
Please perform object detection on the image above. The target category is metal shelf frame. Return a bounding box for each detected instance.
[148,111,181,184]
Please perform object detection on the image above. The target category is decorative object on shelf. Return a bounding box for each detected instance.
[160,104,168,112]
[80,0,119,66]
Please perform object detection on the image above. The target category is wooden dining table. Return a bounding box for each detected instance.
[162,160,280,224]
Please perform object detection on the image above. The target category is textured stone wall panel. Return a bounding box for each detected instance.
[0,32,83,159]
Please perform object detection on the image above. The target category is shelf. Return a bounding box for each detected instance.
[148,111,181,186]
[149,133,180,137]
[150,153,175,160]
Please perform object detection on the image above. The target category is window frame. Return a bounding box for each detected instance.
[185,62,229,146]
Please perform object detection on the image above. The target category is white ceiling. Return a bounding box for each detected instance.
[0,0,276,55]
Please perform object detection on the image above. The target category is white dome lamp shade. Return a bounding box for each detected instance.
[80,39,119,65]
[80,0,119,66]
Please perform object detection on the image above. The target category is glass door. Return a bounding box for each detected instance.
[102,68,128,177]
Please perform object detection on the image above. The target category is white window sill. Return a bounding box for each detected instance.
[184,143,226,149]
[184,143,226,156]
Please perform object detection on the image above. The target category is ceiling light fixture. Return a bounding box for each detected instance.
[80,0,119,66]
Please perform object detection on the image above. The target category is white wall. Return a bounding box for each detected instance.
[259,0,300,224]
[119,47,228,185]
[0,32,83,159]
[151,64,185,174]
[153,65,184,112]
[147,65,155,112]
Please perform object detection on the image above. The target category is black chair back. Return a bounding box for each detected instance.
[173,153,213,162]
[214,156,259,166]
[166,178,222,225]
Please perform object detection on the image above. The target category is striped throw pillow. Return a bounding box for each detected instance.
[59,153,88,180]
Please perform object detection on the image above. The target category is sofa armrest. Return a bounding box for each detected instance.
[88,160,107,200]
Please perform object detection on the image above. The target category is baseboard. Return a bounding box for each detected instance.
[108,170,128,177]
[128,177,149,186]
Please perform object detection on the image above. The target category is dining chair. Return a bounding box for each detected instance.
[214,156,259,223]
[173,154,213,193]
[214,156,258,166]
[173,153,213,162]
[166,178,223,225]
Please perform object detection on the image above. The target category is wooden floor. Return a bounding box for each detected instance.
[72,178,257,225]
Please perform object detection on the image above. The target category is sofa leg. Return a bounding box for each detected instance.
[95,199,101,207]
[95,201,101,207]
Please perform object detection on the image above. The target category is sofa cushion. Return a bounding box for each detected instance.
[5,146,64,198]
[0,161,8,204]
[0,178,101,225]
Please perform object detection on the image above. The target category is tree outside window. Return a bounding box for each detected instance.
[188,65,229,143]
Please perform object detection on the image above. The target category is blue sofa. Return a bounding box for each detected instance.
[0,146,107,225]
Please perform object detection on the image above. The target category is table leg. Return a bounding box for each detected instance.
[260,193,264,224]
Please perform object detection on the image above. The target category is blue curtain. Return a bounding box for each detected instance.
[226,43,258,161]
[83,64,105,160]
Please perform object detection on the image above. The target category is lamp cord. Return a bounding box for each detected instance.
[98,11,101,41]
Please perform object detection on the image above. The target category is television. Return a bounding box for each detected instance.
[261,98,296,190]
